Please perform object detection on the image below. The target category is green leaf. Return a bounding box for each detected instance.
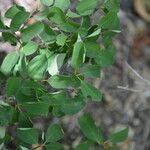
[109,128,129,144]
[0,17,5,29]
[0,127,6,139]
[61,97,85,115]
[20,41,38,56]
[6,77,21,96]
[41,91,68,105]
[46,124,64,143]
[56,33,67,46]
[27,54,48,80]
[41,92,85,115]
[87,29,101,38]
[0,104,15,126]
[79,114,103,143]
[94,48,115,67]
[10,11,30,32]
[104,0,120,12]
[81,81,102,101]
[21,22,44,43]
[48,7,66,24]
[18,112,33,127]
[17,128,39,144]
[75,141,93,150]
[48,75,81,89]
[45,142,62,150]
[40,23,56,44]
[22,102,49,116]
[5,5,20,19]
[54,0,70,12]
[20,146,30,150]
[0,51,19,75]
[34,9,50,20]
[59,21,80,33]
[76,0,99,16]
[2,32,17,45]
[84,41,100,58]
[40,0,54,6]
[82,16,91,30]
[82,65,101,78]
[99,11,120,30]
[66,10,80,18]
[47,53,66,76]
[71,38,85,69]
[18,55,28,77]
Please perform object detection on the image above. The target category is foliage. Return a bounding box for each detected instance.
[0,0,128,149]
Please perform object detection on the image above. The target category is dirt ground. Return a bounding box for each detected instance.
[0,0,150,150]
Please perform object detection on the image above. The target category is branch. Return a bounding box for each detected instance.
[125,61,150,85]
[117,85,144,93]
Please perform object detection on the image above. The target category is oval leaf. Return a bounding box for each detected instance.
[46,124,64,143]
[27,54,48,80]
[71,41,85,69]
[81,81,102,101]
[10,11,30,32]
[79,114,103,143]
[109,128,129,144]
[17,128,39,144]
[21,22,44,43]
[0,51,19,75]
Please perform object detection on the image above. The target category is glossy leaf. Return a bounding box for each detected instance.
[61,97,85,115]
[81,81,102,101]
[17,128,39,144]
[48,75,81,89]
[40,0,54,6]
[10,11,30,32]
[82,65,101,78]
[0,17,5,29]
[27,54,48,80]
[6,77,21,96]
[54,0,70,12]
[21,22,44,42]
[79,114,103,143]
[66,10,80,18]
[48,7,66,24]
[22,102,49,116]
[95,48,115,67]
[0,127,6,139]
[99,11,120,30]
[0,51,19,75]
[75,141,93,150]
[21,41,38,56]
[71,40,85,69]
[47,53,66,76]
[84,41,100,58]
[0,105,15,126]
[109,128,129,143]
[20,146,30,150]
[5,5,21,19]
[76,0,99,16]
[40,23,56,44]
[2,32,17,45]
[56,33,67,46]
[45,142,62,150]
[46,124,64,143]
[104,0,120,12]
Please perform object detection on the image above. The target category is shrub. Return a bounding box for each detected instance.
[0,0,128,149]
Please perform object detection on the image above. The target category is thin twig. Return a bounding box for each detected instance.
[117,85,144,93]
[125,61,150,85]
